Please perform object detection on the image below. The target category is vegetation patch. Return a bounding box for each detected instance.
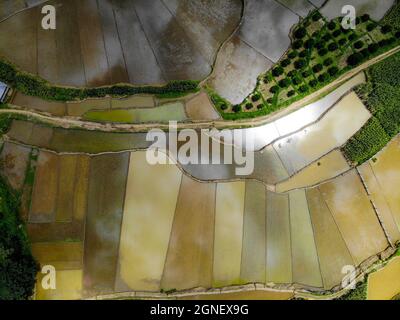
[214,9,400,120]
[0,177,38,299]
[0,59,199,102]
[342,51,400,164]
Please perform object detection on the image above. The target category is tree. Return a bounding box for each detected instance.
[270,85,279,94]
[312,11,322,21]
[333,29,341,38]
[280,58,291,68]
[361,14,370,22]
[293,40,303,49]
[323,57,333,66]
[299,84,309,93]
[278,78,290,88]
[347,52,363,66]
[288,51,298,59]
[318,73,330,83]
[381,25,392,34]
[292,76,302,86]
[251,92,261,102]
[309,79,318,87]
[302,70,311,78]
[318,48,328,56]
[245,102,253,110]
[304,39,315,49]
[366,23,376,32]
[299,50,307,58]
[328,42,338,51]
[396,31,400,39]
[328,66,339,76]
[287,90,295,97]
[338,38,347,46]
[294,27,307,39]
[312,63,323,73]
[368,43,379,54]
[327,21,337,30]
[348,33,357,41]
[294,59,307,70]
[232,104,242,113]
[354,40,364,49]
[272,66,284,77]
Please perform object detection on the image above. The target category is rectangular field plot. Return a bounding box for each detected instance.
[240,181,266,284]
[116,152,182,292]
[266,192,292,284]
[318,171,388,265]
[358,163,400,245]
[276,150,350,193]
[36,270,83,300]
[161,176,216,291]
[213,182,245,287]
[367,256,400,300]
[306,187,354,289]
[12,92,66,116]
[32,242,83,270]
[29,151,59,223]
[83,153,130,296]
[0,142,31,191]
[289,189,322,288]
[364,136,400,236]
[274,92,371,175]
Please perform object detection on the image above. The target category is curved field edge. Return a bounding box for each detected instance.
[210,6,400,120]
[342,50,400,164]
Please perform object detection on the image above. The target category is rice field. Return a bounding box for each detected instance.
[367,256,400,300]
[0,0,242,86]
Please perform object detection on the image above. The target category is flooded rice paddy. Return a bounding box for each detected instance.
[0,0,242,86]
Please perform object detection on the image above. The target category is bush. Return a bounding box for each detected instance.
[270,86,279,94]
[232,104,242,113]
[312,11,322,21]
[266,98,273,104]
[288,70,298,78]
[315,41,325,50]
[396,31,400,39]
[328,66,339,76]
[288,51,298,59]
[220,103,228,111]
[302,70,311,78]
[368,43,379,54]
[272,66,284,77]
[251,92,261,102]
[313,63,323,73]
[318,48,328,56]
[366,23,376,32]
[318,73,330,83]
[0,179,38,300]
[381,25,392,34]
[354,40,364,49]
[299,85,309,93]
[245,102,253,110]
[328,42,338,51]
[287,90,295,97]
[294,59,307,70]
[294,27,307,39]
[280,58,291,68]
[323,58,333,66]
[361,14,370,23]
[293,40,303,49]
[278,78,291,88]
[348,33,357,41]
[309,79,318,87]
[304,39,315,49]
[257,104,264,110]
[347,53,363,66]
[360,48,370,58]
[292,76,302,86]
[322,33,332,42]
[338,38,347,46]
[332,29,342,38]
[327,21,337,31]
[299,50,307,58]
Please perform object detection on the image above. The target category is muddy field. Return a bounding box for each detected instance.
[0,0,242,86]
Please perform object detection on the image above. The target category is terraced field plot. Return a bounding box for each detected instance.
[0,0,242,86]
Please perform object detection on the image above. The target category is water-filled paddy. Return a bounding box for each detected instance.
[213,182,246,287]
[117,152,182,292]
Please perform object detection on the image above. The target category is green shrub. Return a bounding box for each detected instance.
[328,42,338,51]
[361,14,370,23]
[287,90,295,97]
[312,11,322,21]
[322,33,332,42]
[299,85,309,93]
[312,63,323,73]
[232,104,242,113]
[251,92,261,102]
[304,39,315,49]
[293,40,303,49]
[323,58,333,66]
[309,79,318,87]
[278,78,290,88]
[328,66,339,76]
[318,73,330,83]
[270,85,279,94]
[245,102,253,110]
[318,48,328,56]
[348,33,357,41]
[272,66,284,77]
[299,50,307,58]
[294,27,307,39]
[280,58,291,68]
[302,70,311,78]
[292,76,302,86]
[332,29,342,38]
[368,43,379,54]
[288,51,298,59]
[381,25,392,34]
[294,59,307,70]
[347,53,363,66]
[354,40,364,49]
[327,21,337,31]
[366,23,376,32]
[342,117,390,164]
